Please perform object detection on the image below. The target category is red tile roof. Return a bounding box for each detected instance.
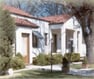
[41,14,71,24]
[14,18,38,28]
[2,5,71,25]
[2,5,50,22]
[3,5,32,17]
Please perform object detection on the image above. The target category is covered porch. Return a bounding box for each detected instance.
[50,27,82,55]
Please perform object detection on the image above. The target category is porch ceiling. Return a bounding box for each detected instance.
[51,29,61,34]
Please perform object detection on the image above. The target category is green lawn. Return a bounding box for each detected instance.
[2,70,94,79]
[70,63,94,69]
[0,63,94,79]
[70,63,82,69]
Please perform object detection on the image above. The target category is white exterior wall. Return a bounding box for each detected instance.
[11,14,50,55]
[28,19,50,55]
[12,14,86,59]
[63,17,78,54]
[78,28,86,56]
[63,17,86,56]
[16,26,33,63]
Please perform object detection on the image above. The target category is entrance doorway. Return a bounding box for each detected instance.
[52,34,57,53]
[22,33,29,64]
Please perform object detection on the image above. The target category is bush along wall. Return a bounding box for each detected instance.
[33,53,80,66]
[10,53,25,70]
[32,53,63,66]
[64,53,80,62]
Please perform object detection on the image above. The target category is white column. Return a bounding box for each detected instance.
[78,29,83,56]
[29,31,33,64]
[48,27,52,53]
[73,30,77,53]
[61,27,66,56]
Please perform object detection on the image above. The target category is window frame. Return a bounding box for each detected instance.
[32,33,38,48]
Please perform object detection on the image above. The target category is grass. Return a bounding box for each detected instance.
[0,63,94,79]
[70,63,82,69]
[70,63,94,69]
[1,70,93,79]
[88,64,94,68]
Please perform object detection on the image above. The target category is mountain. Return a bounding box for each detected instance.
[4,0,69,17]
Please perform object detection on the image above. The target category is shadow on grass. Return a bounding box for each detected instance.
[8,70,94,79]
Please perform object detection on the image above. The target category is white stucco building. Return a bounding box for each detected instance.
[40,15,86,56]
[3,5,86,64]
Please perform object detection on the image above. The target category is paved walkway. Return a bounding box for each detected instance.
[14,65,62,73]
[26,64,62,70]
[14,64,94,77]
[69,68,94,76]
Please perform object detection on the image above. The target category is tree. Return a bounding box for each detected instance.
[0,7,15,75]
[62,0,94,64]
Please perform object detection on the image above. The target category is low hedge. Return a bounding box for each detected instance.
[64,53,80,62]
[32,53,63,66]
[33,53,80,65]
[10,53,25,70]
[15,53,23,59]
[82,57,88,64]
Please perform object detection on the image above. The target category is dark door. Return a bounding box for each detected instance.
[52,34,57,53]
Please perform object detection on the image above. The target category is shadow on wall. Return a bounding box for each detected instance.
[32,39,45,57]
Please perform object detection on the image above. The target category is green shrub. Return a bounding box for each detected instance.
[10,53,25,70]
[37,53,47,65]
[64,53,80,62]
[15,53,23,59]
[44,53,61,65]
[0,57,10,72]
[32,57,38,65]
[52,53,63,64]
[82,57,88,64]
[32,53,63,65]
[44,54,51,65]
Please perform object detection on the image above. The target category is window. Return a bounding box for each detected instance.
[45,33,48,45]
[32,33,38,47]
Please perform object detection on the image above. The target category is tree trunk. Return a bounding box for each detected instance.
[62,57,70,73]
[85,22,94,64]
[75,10,94,64]
[86,37,94,64]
